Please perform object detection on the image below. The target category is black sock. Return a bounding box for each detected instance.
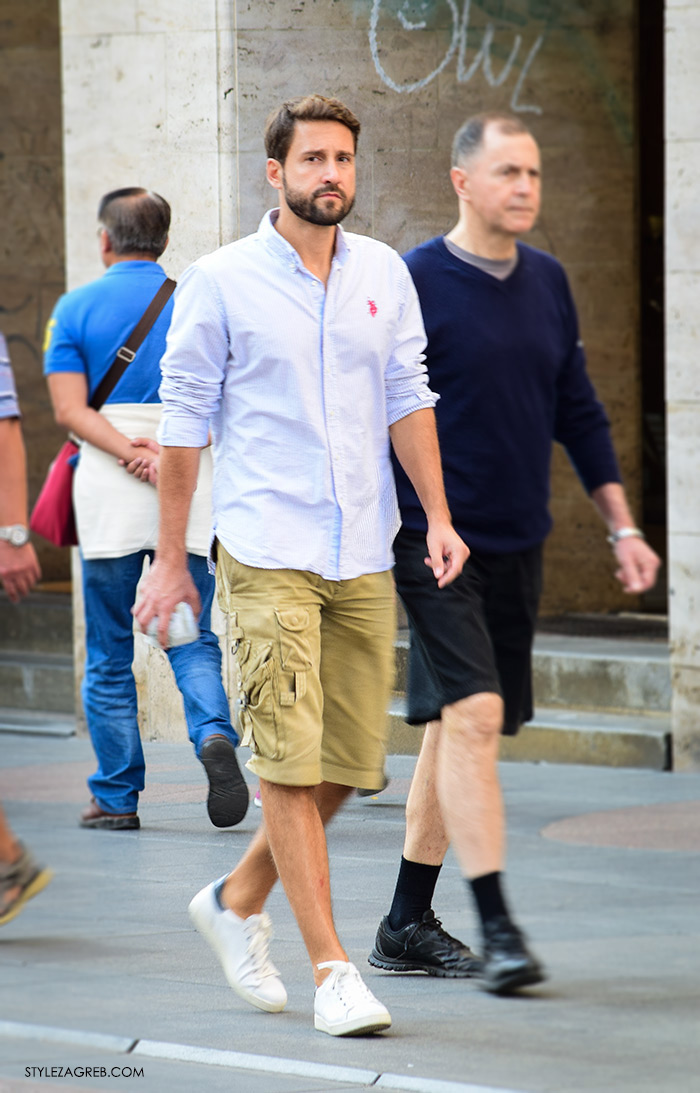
[469,871,510,930]
[387,856,442,931]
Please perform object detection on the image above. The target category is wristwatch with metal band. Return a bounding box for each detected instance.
[607,526,645,546]
[0,524,30,547]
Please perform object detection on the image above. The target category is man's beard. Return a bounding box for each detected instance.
[282,179,355,226]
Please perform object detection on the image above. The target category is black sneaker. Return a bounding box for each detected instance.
[480,915,545,994]
[369,910,482,977]
[200,737,249,828]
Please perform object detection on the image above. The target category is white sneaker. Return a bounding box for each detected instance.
[188,879,287,1013]
[314,960,391,1036]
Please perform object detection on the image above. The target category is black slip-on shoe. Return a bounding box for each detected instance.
[200,736,249,828]
[369,909,482,977]
[480,915,545,994]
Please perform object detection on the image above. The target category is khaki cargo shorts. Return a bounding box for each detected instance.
[216,546,396,789]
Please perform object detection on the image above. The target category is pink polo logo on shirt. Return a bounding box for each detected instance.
[368,299,377,317]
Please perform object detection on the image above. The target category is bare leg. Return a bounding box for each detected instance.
[0,804,52,924]
[436,692,504,878]
[0,806,22,905]
[403,720,450,865]
[223,780,353,984]
[0,806,21,865]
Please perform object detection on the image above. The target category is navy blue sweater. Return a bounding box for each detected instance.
[394,237,621,553]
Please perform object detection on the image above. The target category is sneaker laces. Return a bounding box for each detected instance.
[243,913,279,980]
[318,961,377,1009]
[407,911,451,945]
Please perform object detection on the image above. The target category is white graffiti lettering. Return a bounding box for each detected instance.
[369,0,544,114]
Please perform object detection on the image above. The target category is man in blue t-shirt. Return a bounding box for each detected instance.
[369,113,661,993]
[43,188,248,832]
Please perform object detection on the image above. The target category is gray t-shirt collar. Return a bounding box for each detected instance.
[443,237,518,281]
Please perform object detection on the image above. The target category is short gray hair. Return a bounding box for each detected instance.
[451,112,533,167]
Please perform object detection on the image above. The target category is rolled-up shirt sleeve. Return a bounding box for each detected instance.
[0,334,21,419]
[158,263,230,447]
[384,257,438,427]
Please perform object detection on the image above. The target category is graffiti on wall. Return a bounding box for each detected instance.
[369,0,545,113]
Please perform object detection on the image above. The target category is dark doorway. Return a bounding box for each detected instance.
[638,0,666,609]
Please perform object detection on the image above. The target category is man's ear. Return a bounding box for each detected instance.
[266,157,283,191]
[450,165,470,203]
[98,227,113,265]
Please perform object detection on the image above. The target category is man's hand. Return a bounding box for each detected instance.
[424,522,470,587]
[0,542,41,603]
[613,537,661,594]
[119,438,160,486]
[132,557,201,648]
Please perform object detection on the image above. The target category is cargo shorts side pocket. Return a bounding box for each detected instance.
[274,607,312,707]
[229,612,285,761]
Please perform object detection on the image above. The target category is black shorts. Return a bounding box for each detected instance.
[393,527,543,736]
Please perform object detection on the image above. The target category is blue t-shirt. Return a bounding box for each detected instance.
[395,237,621,553]
[43,261,173,403]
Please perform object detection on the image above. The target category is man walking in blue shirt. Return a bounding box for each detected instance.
[369,112,661,994]
[135,94,468,1036]
[44,189,248,832]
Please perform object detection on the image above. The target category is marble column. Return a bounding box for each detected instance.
[666,1,700,768]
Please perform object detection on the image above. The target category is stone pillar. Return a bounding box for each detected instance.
[666,1,700,768]
[60,0,238,740]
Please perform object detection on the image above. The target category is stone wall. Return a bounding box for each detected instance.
[0,0,66,580]
[666,0,700,768]
[59,0,641,615]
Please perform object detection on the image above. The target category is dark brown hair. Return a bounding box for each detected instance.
[97,187,171,257]
[264,94,361,164]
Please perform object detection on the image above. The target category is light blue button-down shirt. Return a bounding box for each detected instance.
[159,210,437,581]
[0,333,20,420]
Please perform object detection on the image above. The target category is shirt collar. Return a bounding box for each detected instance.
[103,260,164,276]
[258,208,350,271]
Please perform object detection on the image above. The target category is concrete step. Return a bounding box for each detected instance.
[532,633,670,713]
[0,707,76,737]
[0,650,75,714]
[0,591,73,654]
[387,696,672,771]
[393,631,671,714]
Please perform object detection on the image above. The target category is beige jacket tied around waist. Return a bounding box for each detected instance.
[73,403,213,560]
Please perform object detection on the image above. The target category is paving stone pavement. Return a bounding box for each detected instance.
[1,733,699,1093]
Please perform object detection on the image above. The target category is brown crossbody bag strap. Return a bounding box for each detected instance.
[88,277,176,411]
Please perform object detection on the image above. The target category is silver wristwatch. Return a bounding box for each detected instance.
[0,524,30,547]
[607,526,645,546]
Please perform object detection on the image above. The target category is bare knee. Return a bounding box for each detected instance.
[442,692,504,741]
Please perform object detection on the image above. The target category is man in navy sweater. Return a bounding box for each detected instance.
[369,112,660,993]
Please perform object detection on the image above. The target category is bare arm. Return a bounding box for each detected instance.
[0,417,41,601]
[47,372,158,473]
[590,482,661,593]
[389,407,469,587]
[132,445,202,646]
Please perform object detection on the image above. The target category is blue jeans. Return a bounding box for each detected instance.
[81,551,238,814]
